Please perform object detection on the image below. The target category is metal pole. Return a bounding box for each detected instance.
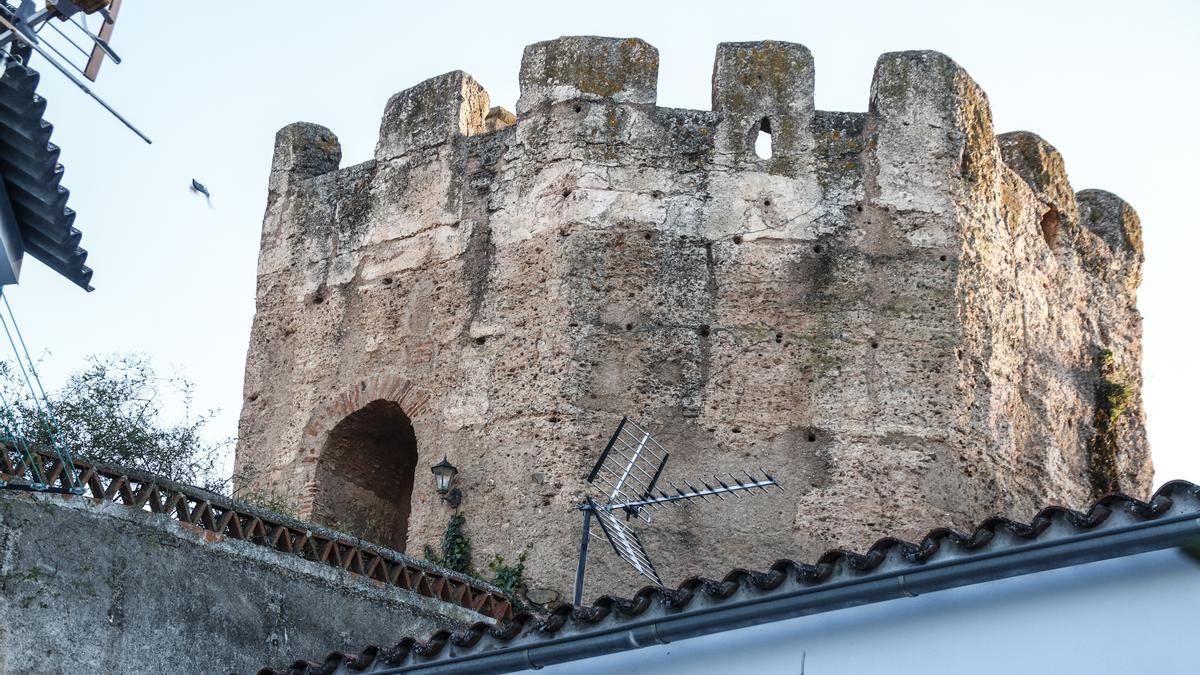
[0,8,51,49]
[608,477,779,510]
[572,507,592,606]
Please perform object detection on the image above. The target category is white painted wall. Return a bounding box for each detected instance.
[529,549,1199,674]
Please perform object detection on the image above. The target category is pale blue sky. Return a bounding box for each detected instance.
[7,0,1197,489]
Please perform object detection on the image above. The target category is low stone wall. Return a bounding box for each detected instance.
[0,491,487,674]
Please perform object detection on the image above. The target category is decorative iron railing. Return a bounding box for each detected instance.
[0,443,513,621]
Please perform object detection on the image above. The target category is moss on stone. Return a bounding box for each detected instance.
[722,43,808,115]
[314,135,340,156]
[1087,348,1131,499]
[546,38,658,99]
[811,112,866,193]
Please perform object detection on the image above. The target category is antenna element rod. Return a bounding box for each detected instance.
[0,14,150,144]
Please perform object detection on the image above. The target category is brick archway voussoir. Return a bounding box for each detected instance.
[301,375,431,450]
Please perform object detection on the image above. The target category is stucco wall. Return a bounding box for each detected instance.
[0,491,486,675]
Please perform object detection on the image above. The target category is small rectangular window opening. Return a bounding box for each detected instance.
[754,117,773,160]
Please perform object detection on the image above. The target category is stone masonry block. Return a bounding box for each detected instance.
[517,36,659,114]
[712,41,815,163]
[269,122,341,191]
[484,106,516,132]
[1077,189,1144,289]
[375,70,490,161]
[998,131,1079,227]
[869,50,997,216]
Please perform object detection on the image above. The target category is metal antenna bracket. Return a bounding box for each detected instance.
[573,417,781,605]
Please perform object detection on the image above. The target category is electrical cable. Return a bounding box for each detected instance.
[0,288,80,490]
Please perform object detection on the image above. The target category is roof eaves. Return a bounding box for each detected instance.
[262,479,1200,675]
[0,58,92,290]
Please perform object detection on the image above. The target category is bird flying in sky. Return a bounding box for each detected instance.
[190,179,212,207]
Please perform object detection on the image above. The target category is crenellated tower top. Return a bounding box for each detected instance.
[269,35,1141,264]
[242,36,1151,597]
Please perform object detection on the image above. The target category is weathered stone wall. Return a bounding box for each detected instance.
[235,36,1150,598]
[0,491,485,674]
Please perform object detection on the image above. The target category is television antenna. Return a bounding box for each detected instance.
[573,416,782,605]
[0,0,150,143]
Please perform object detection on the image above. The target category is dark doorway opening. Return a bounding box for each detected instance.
[313,400,418,551]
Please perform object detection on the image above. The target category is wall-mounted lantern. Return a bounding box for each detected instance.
[431,456,461,508]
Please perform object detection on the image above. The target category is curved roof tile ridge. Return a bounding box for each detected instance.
[258,480,1200,674]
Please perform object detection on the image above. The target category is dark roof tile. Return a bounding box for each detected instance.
[0,57,92,290]
[259,480,1200,674]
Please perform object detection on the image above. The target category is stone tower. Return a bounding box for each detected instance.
[235,36,1152,596]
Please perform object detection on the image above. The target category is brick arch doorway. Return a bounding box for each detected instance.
[313,399,418,551]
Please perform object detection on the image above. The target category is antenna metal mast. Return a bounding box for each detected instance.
[573,416,782,605]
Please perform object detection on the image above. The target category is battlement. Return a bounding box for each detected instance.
[517,36,659,113]
[242,36,1150,598]
[270,36,1139,262]
[272,37,961,163]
